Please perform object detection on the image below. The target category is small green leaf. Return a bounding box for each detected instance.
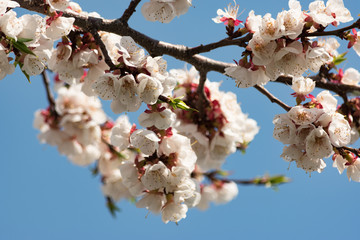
[21,69,31,83]
[106,197,120,218]
[167,97,198,112]
[333,52,347,65]
[90,165,99,176]
[15,61,31,83]
[17,38,33,43]
[268,175,291,186]
[13,40,36,56]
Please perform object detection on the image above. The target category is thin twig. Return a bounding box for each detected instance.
[187,33,252,55]
[340,146,360,158]
[41,70,58,116]
[275,76,360,96]
[88,24,117,71]
[204,171,290,187]
[303,18,360,38]
[120,0,142,24]
[254,85,291,111]
[158,95,171,104]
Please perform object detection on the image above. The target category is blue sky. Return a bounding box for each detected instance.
[1,0,360,239]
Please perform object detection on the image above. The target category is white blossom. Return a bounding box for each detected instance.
[280,144,304,162]
[333,155,360,182]
[327,113,351,147]
[305,127,333,159]
[0,0,19,15]
[342,68,360,86]
[277,0,304,39]
[117,36,145,67]
[136,193,166,214]
[316,90,337,113]
[102,176,133,202]
[45,16,75,40]
[306,46,332,73]
[159,132,197,172]
[248,32,277,66]
[141,162,171,190]
[225,65,270,88]
[295,124,316,148]
[333,154,347,174]
[111,74,141,114]
[0,10,23,39]
[245,10,261,33]
[288,106,322,126]
[46,0,70,12]
[346,160,360,182]
[92,73,120,100]
[259,13,282,40]
[141,0,191,23]
[137,73,164,104]
[139,108,176,129]
[161,202,188,223]
[0,49,15,80]
[308,0,353,27]
[120,160,146,197]
[130,129,160,156]
[213,181,238,204]
[296,154,326,173]
[265,41,307,80]
[110,115,132,151]
[212,1,240,25]
[291,76,315,95]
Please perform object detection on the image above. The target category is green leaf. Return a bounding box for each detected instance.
[15,61,31,83]
[333,52,347,65]
[17,38,33,43]
[13,40,36,56]
[21,69,31,83]
[106,197,120,218]
[90,165,99,176]
[167,97,198,112]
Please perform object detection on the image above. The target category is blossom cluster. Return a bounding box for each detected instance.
[34,83,107,166]
[12,0,258,223]
[273,90,355,177]
[5,0,360,225]
[224,0,352,88]
[171,67,259,170]
[211,0,360,181]
[34,63,257,223]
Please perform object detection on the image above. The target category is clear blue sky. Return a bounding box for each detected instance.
[1,0,360,239]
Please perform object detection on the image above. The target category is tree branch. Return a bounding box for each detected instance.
[196,70,210,120]
[120,0,142,24]
[303,18,360,38]
[254,85,291,111]
[14,0,360,110]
